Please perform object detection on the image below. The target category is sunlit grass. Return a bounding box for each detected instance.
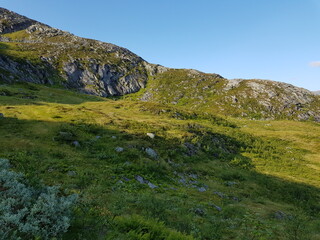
[0,82,319,239]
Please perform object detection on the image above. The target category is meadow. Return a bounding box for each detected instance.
[0,82,319,239]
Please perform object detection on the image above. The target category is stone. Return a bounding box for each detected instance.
[145,147,158,159]
[184,143,198,156]
[208,203,222,211]
[146,133,155,139]
[148,182,158,189]
[225,181,238,187]
[189,173,198,179]
[231,196,240,202]
[72,141,80,147]
[274,211,287,219]
[178,177,187,185]
[198,187,207,192]
[115,147,124,152]
[95,136,101,139]
[67,171,77,176]
[194,208,205,216]
[122,177,130,181]
[213,191,225,198]
[111,136,117,139]
[135,175,146,184]
[213,204,222,211]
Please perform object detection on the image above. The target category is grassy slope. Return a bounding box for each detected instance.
[0,82,320,240]
[132,69,320,120]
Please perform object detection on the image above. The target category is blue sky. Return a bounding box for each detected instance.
[1,0,319,90]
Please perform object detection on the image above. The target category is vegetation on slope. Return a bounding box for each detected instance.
[0,82,319,239]
[134,69,320,121]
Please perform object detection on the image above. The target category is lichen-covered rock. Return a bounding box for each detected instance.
[0,8,39,34]
[145,147,158,159]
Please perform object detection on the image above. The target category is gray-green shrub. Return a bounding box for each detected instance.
[0,159,77,240]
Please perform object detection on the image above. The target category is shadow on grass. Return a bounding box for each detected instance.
[0,116,319,239]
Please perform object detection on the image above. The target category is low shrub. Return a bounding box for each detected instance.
[0,158,77,240]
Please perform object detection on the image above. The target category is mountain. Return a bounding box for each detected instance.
[1,8,320,240]
[0,7,166,96]
[314,90,320,95]
[0,7,319,122]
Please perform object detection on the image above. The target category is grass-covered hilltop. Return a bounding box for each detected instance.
[0,7,320,240]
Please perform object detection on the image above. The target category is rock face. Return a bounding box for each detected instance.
[0,8,39,34]
[0,7,162,97]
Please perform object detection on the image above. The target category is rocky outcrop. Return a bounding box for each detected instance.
[222,79,320,121]
[0,8,158,96]
[61,60,148,96]
[0,8,40,34]
[0,55,56,84]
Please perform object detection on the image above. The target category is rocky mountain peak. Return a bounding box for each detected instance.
[0,7,46,34]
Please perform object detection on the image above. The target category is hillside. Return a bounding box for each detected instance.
[0,7,319,121]
[0,82,320,239]
[133,69,320,121]
[0,8,320,240]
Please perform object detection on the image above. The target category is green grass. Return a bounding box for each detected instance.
[133,69,320,121]
[0,82,320,239]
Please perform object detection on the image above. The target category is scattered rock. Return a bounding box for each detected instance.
[184,142,198,156]
[146,133,155,139]
[111,136,117,139]
[135,175,147,184]
[189,173,198,179]
[67,171,77,176]
[115,147,124,152]
[213,191,225,198]
[167,159,181,167]
[178,177,187,185]
[231,196,240,202]
[135,175,158,189]
[274,211,287,220]
[198,187,207,192]
[225,181,238,187]
[72,141,80,147]
[147,182,158,189]
[194,208,206,216]
[122,177,130,181]
[189,180,198,185]
[209,203,222,212]
[145,147,158,159]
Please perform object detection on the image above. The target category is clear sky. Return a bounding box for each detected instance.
[1,0,319,90]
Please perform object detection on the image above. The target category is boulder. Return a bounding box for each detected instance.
[145,147,158,159]
[146,133,155,139]
[115,147,124,152]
